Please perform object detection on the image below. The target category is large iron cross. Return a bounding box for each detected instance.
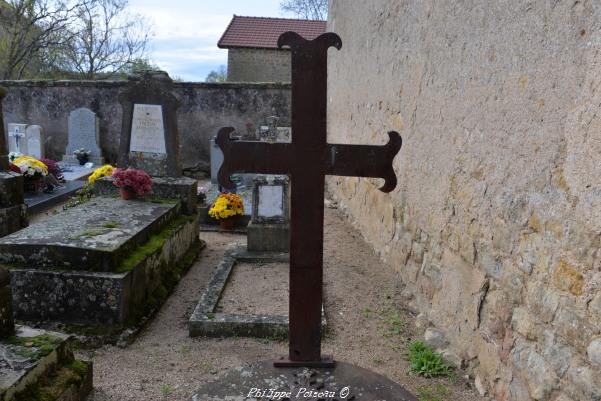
[217,32,402,368]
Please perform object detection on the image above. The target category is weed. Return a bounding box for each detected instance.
[361,307,372,319]
[407,341,451,378]
[161,385,174,396]
[416,384,451,401]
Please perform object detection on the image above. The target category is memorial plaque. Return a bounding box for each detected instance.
[258,185,284,218]
[130,104,166,154]
[25,125,44,159]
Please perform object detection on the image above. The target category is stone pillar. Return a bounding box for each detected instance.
[247,175,290,252]
[0,268,14,338]
[0,86,28,237]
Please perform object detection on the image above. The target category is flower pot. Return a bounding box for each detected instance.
[119,188,137,200]
[219,218,235,230]
[77,155,89,165]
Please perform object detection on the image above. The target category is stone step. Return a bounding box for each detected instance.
[0,196,180,272]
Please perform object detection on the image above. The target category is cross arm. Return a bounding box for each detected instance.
[216,127,293,189]
[326,131,402,193]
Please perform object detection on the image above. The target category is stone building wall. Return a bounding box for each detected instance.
[0,80,290,169]
[327,1,601,400]
[227,48,291,82]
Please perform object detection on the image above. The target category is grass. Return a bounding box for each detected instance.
[7,334,63,360]
[161,384,174,396]
[407,341,451,378]
[361,307,372,319]
[417,384,451,401]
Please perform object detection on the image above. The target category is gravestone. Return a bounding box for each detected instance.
[25,125,44,159]
[247,175,290,252]
[0,88,27,237]
[7,123,28,155]
[118,70,181,176]
[216,32,401,367]
[63,107,105,165]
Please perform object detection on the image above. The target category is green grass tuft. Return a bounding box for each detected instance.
[417,384,451,401]
[407,341,451,378]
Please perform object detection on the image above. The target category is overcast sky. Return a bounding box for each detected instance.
[128,0,289,81]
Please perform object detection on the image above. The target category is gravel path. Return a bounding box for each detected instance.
[85,206,484,401]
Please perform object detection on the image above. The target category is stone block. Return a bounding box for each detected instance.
[0,269,13,338]
[95,175,198,215]
[424,328,448,349]
[587,338,601,367]
[566,364,601,401]
[0,172,24,208]
[247,222,289,252]
[0,204,27,238]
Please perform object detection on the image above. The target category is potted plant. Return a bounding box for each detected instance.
[208,192,244,229]
[10,156,48,192]
[73,148,91,165]
[111,168,152,200]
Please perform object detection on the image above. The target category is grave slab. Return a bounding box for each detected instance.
[189,246,325,339]
[24,180,85,214]
[0,197,180,272]
[190,360,417,401]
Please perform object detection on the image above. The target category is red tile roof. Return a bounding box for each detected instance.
[218,15,327,50]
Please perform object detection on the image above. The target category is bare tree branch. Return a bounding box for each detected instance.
[280,0,327,20]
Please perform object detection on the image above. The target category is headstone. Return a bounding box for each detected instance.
[63,107,105,165]
[210,138,224,184]
[247,175,290,252]
[216,31,402,367]
[25,125,44,159]
[7,123,28,155]
[118,70,181,176]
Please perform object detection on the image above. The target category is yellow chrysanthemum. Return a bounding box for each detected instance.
[208,193,244,220]
[12,156,48,177]
[88,164,115,184]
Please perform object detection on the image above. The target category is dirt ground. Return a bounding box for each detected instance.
[81,205,484,401]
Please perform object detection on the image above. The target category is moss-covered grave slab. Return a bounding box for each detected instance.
[0,196,201,325]
[0,326,92,401]
[0,197,179,272]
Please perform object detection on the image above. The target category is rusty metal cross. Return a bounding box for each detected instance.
[217,32,402,367]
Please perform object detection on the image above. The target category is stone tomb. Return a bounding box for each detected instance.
[0,269,93,401]
[0,196,201,325]
[118,70,181,177]
[189,246,325,339]
[63,108,104,165]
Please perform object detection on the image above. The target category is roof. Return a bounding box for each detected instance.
[218,15,327,50]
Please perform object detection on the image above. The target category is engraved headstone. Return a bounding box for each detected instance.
[25,125,44,159]
[247,175,290,252]
[63,108,104,165]
[7,124,28,155]
[118,70,181,177]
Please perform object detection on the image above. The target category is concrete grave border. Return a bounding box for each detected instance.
[188,245,326,339]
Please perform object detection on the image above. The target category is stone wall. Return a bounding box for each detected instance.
[327,1,601,400]
[0,80,290,169]
[227,48,291,82]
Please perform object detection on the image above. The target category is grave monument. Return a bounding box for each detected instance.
[0,88,28,237]
[192,32,415,401]
[7,123,28,155]
[24,125,44,159]
[117,70,181,177]
[63,108,105,165]
[247,175,290,252]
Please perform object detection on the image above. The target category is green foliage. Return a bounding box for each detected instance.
[407,341,451,378]
[416,384,451,401]
[382,310,405,337]
[161,384,174,396]
[205,65,226,83]
[63,183,94,210]
[8,334,63,360]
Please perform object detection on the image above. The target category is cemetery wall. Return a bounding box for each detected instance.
[0,80,290,170]
[327,1,601,400]
[227,48,291,82]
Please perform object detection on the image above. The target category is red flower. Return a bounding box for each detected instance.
[112,168,153,196]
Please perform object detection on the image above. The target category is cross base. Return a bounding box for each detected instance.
[273,355,336,368]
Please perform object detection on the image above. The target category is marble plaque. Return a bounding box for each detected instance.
[130,104,166,154]
[25,125,44,159]
[258,185,284,218]
[66,108,102,157]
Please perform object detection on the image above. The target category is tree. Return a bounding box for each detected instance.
[205,65,226,83]
[280,0,327,20]
[49,0,152,79]
[0,0,85,79]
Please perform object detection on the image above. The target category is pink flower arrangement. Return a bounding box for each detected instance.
[111,168,152,196]
[40,158,62,179]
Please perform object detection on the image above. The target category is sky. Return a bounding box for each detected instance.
[128,0,291,82]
